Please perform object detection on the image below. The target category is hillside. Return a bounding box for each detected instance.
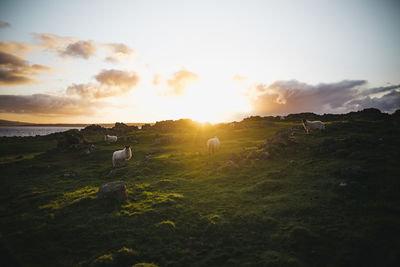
[0,119,149,128]
[0,110,400,266]
[0,119,38,126]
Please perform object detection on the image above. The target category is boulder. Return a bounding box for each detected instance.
[112,122,131,135]
[64,129,84,144]
[98,181,128,203]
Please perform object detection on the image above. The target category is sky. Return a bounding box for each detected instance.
[0,0,399,123]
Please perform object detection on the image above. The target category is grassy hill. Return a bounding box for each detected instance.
[0,112,399,266]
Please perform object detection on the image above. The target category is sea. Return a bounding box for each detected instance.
[0,126,85,137]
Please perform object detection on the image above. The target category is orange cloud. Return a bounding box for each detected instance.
[95,69,139,87]
[232,74,247,82]
[104,43,135,62]
[164,67,198,96]
[0,94,100,115]
[33,33,76,51]
[0,51,51,86]
[66,69,140,99]
[153,73,161,87]
[0,41,34,55]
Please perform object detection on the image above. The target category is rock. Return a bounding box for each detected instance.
[186,236,205,249]
[258,141,268,149]
[247,150,259,159]
[64,129,84,144]
[259,151,270,160]
[225,160,239,168]
[57,129,85,150]
[112,122,131,135]
[81,124,107,135]
[228,153,243,163]
[339,181,347,187]
[98,181,128,203]
[62,172,77,178]
[290,137,302,144]
[80,149,91,155]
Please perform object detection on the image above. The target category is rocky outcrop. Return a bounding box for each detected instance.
[98,181,128,203]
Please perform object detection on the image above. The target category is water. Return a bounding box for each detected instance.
[0,126,84,137]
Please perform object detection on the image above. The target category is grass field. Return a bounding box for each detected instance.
[1,115,400,266]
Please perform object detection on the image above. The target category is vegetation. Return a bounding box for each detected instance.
[1,109,400,266]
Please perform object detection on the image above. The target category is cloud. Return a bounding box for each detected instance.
[0,94,99,115]
[66,69,140,99]
[0,21,11,28]
[153,73,161,87]
[347,90,400,113]
[60,40,96,59]
[0,51,52,86]
[34,33,95,59]
[33,33,76,51]
[104,43,135,62]
[95,69,139,87]
[233,74,247,82]
[164,67,199,96]
[0,41,34,55]
[357,84,400,97]
[248,79,400,115]
[34,33,137,62]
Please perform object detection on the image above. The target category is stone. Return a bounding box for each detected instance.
[225,160,239,168]
[80,149,91,155]
[228,153,242,163]
[247,150,259,159]
[259,151,270,160]
[98,181,128,203]
[62,172,77,178]
[64,129,84,144]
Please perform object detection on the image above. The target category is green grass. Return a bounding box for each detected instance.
[0,119,400,266]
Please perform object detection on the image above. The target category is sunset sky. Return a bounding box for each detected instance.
[0,0,399,123]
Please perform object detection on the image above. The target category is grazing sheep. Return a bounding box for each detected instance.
[207,136,220,155]
[105,134,118,143]
[302,119,325,134]
[112,145,132,167]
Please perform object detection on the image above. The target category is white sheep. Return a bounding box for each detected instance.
[207,136,220,155]
[105,134,118,143]
[302,119,325,134]
[112,145,132,167]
